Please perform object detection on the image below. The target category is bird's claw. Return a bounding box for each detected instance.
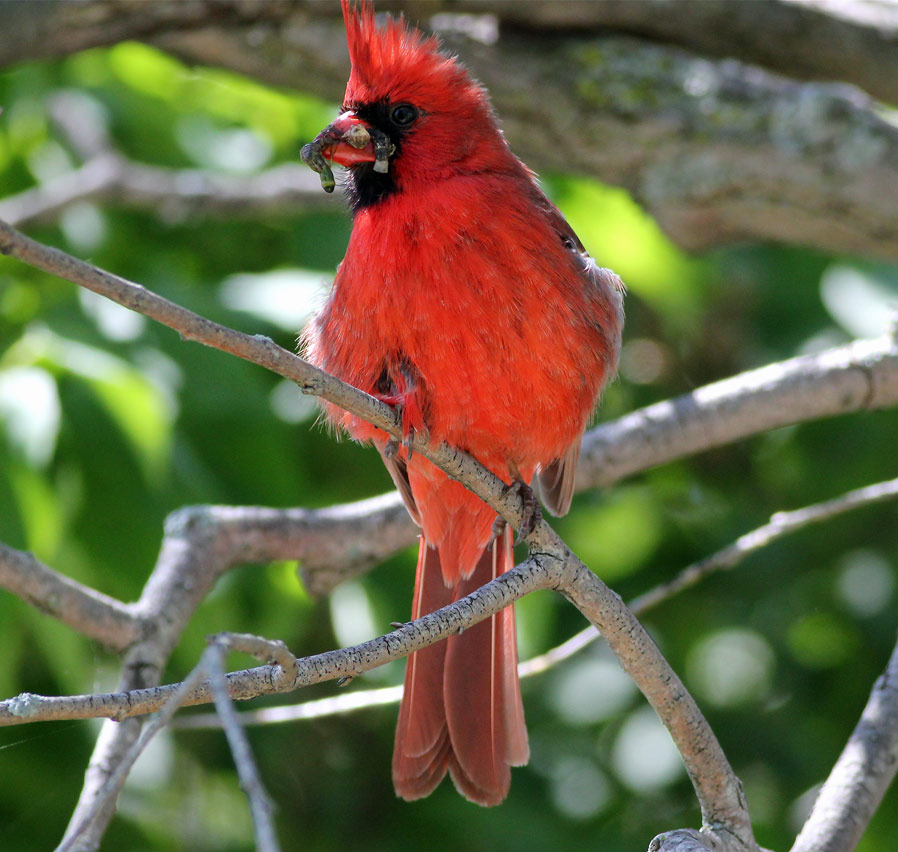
[379,392,420,459]
[504,479,542,543]
[402,426,416,459]
[490,515,507,543]
[383,422,416,460]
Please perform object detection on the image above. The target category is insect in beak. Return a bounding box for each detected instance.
[300,112,395,192]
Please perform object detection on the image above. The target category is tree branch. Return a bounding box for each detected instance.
[154,10,898,263]
[165,497,417,600]
[790,634,898,852]
[0,542,139,651]
[461,0,898,106]
[1,221,893,850]
[580,335,898,490]
[171,474,898,728]
[3,3,898,260]
[2,1,895,106]
[0,89,334,227]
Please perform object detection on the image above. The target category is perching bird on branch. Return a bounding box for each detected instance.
[302,0,624,806]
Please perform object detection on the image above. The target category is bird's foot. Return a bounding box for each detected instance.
[376,381,424,460]
[384,422,417,460]
[503,479,542,543]
[490,515,507,543]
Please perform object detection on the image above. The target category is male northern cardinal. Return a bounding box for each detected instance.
[302,0,624,806]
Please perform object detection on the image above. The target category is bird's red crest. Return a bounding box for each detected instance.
[341,0,479,113]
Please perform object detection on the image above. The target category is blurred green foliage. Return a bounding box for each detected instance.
[1,42,897,852]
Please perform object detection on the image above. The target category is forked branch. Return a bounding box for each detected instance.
[0,217,760,849]
[2,219,896,850]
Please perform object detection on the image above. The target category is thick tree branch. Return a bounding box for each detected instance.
[147,15,898,259]
[154,11,898,263]
[166,497,417,600]
[462,0,898,106]
[3,3,898,260]
[580,335,898,488]
[2,1,894,106]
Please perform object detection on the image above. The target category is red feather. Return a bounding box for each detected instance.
[303,0,624,805]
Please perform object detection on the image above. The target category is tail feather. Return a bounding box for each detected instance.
[393,541,452,799]
[395,731,452,801]
[393,526,528,807]
[500,568,528,766]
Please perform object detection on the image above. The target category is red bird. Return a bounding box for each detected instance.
[302,1,624,806]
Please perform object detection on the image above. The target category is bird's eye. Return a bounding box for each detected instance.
[390,104,419,127]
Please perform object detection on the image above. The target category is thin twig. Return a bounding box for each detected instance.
[55,651,216,852]
[175,686,404,730]
[629,476,898,613]
[207,634,285,852]
[0,217,533,534]
[0,155,332,228]
[790,634,898,852]
[172,475,898,726]
[0,89,330,226]
[7,219,894,850]
[0,542,139,651]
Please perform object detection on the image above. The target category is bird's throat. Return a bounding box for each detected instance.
[346,163,400,211]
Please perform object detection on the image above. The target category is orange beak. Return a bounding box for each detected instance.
[300,112,377,192]
[301,111,398,192]
[320,112,378,167]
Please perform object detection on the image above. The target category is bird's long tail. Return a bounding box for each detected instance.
[392,525,529,806]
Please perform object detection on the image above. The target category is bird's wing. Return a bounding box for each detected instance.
[531,190,624,516]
